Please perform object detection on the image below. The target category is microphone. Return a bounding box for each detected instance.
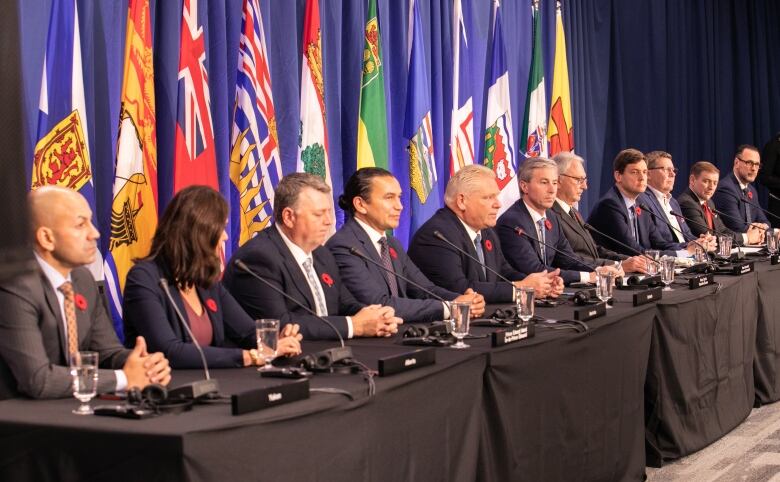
[718,188,780,223]
[636,202,708,254]
[582,223,658,264]
[668,209,733,238]
[513,226,596,272]
[432,230,516,285]
[158,279,220,400]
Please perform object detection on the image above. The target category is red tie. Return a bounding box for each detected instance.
[701,202,714,230]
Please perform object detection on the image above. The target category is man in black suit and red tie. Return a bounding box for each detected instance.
[408,164,562,303]
[712,144,770,235]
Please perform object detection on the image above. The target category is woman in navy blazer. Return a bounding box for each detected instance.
[123,186,301,369]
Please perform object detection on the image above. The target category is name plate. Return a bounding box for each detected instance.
[688,273,714,290]
[633,287,662,306]
[573,302,606,321]
[378,348,435,376]
[772,254,779,265]
[231,379,309,416]
[491,323,536,347]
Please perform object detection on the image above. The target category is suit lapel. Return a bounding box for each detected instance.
[349,219,399,295]
[41,272,68,360]
[312,250,338,315]
[445,209,486,282]
[268,228,317,311]
[196,286,222,346]
[554,202,597,259]
[518,202,545,263]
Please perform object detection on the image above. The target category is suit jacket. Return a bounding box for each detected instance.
[497,200,592,285]
[550,201,627,266]
[407,207,525,303]
[638,191,695,243]
[587,186,679,256]
[223,227,364,341]
[326,217,459,323]
[712,172,769,232]
[123,259,255,369]
[0,266,129,400]
[677,188,744,245]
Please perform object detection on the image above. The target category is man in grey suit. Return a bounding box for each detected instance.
[551,152,647,273]
[0,187,170,400]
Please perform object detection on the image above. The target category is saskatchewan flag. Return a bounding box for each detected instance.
[357,0,388,169]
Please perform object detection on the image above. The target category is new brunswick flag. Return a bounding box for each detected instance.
[356,0,388,169]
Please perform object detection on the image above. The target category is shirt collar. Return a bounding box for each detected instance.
[523,199,547,224]
[734,172,748,191]
[555,198,572,214]
[34,252,71,292]
[275,224,312,266]
[647,185,671,205]
[354,216,386,246]
[620,191,638,212]
[456,216,480,243]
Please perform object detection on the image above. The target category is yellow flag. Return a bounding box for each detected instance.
[547,7,574,155]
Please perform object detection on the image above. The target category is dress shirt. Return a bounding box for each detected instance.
[523,199,589,283]
[647,186,685,243]
[693,191,747,244]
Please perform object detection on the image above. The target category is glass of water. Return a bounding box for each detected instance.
[450,301,472,349]
[693,244,708,263]
[70,351,98,415]
[660,255,676,291]
[595,267,615,308]
[255,319,280,370]
[645,250,660,275]
[514,286,535,325]
[767,228,778,255]
[717,235,733,257]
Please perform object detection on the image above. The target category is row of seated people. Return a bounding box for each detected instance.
[0,143,768,399]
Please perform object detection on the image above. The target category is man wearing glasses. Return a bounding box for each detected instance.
[712,144,770,234]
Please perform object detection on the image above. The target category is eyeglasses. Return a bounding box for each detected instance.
[560,173,588,185]
[648,167,678,175]
[736,157,761,169]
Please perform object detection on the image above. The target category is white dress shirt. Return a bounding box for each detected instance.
[523,200,589,282]
[647,186,685,243]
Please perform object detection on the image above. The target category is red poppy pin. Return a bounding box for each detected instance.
[635,206,642,216]
[388,247,398,259]
[321,273,334,287]
[74,293,87,311]
[205,299,218,313]
[747,190,754,200]
[484,239,493,252]
[544,219,553,231]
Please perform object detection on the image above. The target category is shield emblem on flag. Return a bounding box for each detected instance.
[31,111,91,191]
[484,114,515,190]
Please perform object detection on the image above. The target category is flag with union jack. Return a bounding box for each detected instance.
[450,0,475,175]
[229,0,281,253]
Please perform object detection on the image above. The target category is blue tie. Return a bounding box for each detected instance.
[474,233,486,279]
[537,218,547,265]
[629,205,638,240]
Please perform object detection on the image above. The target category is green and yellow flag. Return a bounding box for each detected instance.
[356,0,388,169]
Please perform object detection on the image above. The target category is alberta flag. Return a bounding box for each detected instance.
[405,0,439,235]
[483,0,520,215]
[522,2,547,159]
[230,0,282,252]
[450,0,474,175]
[32,0,103,280]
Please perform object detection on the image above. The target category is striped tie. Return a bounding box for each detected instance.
[302,258,328,316]
[58,281,79,357]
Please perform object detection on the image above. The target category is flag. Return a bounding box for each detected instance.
[483,0,520,215]
[174,0,218,192]
[405,0,439,234]
[31,0,103,279]
[522,2,547,159]
[356,0,388,170]
[547,4,574,155]
[230,0,282,252]
[297,0,335,230]
[450,0,475,175]
[103,0,158,337]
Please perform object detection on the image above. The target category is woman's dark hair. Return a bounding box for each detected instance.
[146,185,228,289]
[337,167,394,215]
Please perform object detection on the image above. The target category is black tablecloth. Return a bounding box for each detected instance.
[753,261,780,404]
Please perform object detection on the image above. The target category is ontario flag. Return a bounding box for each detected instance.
[174,0,218,192]
[522,1,547,159]
[483,0,520,216]
[405,0,439,235]
[547,3,574,155]
[230,0,282,253]
[297,0,335,231]
[104,0,158,337]
[450,0,475,175]
[32,0,103,280]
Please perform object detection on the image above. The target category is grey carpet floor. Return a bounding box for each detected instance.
[647,402,780,481]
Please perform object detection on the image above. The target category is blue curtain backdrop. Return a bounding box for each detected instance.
[17,0,780,255]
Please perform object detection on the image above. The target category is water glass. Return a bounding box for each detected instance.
[514,286,535,325]
[256,319,280,370]
[693,244,708,263]
[595,267,614,308]
[767,228,778,255]
[70,351,98,415]
[645,250,660,275]
[660,255,676,291]
[717,234,733,257]
[450,301,472,349]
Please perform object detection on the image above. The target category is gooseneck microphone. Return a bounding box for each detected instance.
[158,279,220,400]
[513,226,597,271]
[582,223,658,263]
[636,203,708,254]
[668,209,733,238]
[718,188,780,223]
[432,230,515,285]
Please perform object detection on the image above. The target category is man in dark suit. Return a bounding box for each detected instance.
[224,173,401,341]
[588,149,701,257]
[0,187,170,400]
[497,158,599,285]
[327,168,485,323]
[712,144,770,236]
[551,152,647,273]
[678,161,762,245]
[408,164,561,303]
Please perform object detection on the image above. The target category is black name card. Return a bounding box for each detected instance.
[573,302,606,321]
[231,379,309,416]
[688,273,714,290]
[633,287,662,306]
[378,348,435,376]
[491,323,535,347]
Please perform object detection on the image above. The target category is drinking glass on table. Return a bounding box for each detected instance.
[255,319,280,370]
[70,351,98,415]
[515,286,535,325]
[767,228,778,255]
[660,255,676,291]
[595,267,615,309]
[645,250,660,275]
[450,301,472,349]
[717,235,732,257]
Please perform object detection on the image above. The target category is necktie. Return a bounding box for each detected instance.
[629,205,638,240]
[58,281,79,357]
[378,237,399,297]
[743,188,752,223]
[474,233,487,279]
[569,207,581,226]
[302,258,328,316]
[701,202,714,230]
[537,218,547,265]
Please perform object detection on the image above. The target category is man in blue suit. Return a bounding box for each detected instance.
[712,144,770,236]
[497,158,599,285]
[326,168,485,323]
[588,149,702,257]
[408,164,562,303]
